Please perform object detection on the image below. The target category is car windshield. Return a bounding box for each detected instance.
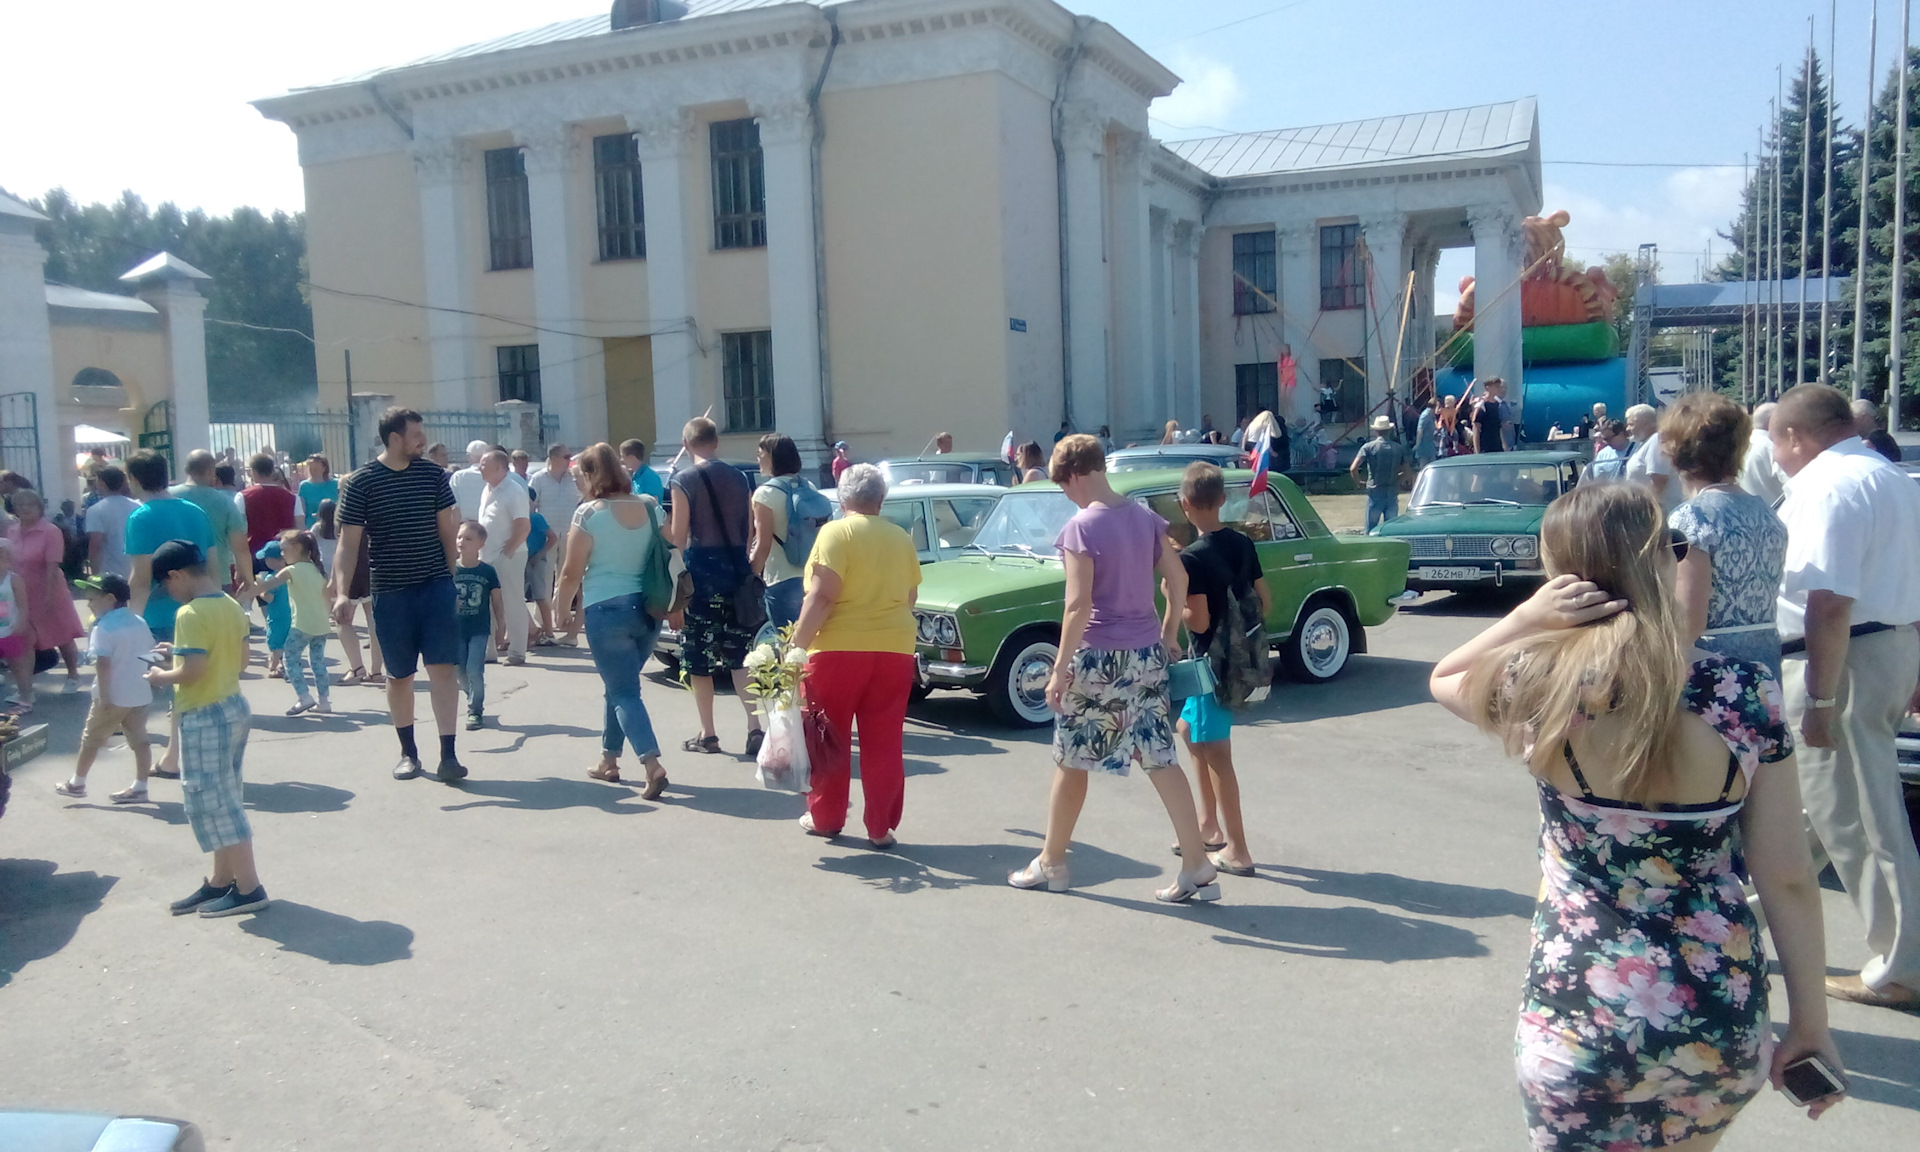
[968,490,1077,557]
[1412,463,1568,508]
[884,462,996,486]
[1108,450,1238,473]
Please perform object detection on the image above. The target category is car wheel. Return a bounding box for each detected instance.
[986,633,1059,727]
[654,651,681,677]
[1281,600,1353,683]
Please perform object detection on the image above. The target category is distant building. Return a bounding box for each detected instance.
[255,0,1537,463]
[0,189,211,501]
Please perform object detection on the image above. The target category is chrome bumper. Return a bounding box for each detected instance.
[918,654,990,688]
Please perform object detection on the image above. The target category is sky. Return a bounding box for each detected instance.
[3,0,1905,307]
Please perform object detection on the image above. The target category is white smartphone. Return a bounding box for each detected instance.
[1780,1054,1847,1106]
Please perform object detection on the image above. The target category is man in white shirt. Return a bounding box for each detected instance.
[1772,383,1920,1010]
[528,443,583,645]
[450,439,492,523]
[1619,404,1682,513]
[84,466,140,579]
[1738,401,1787,504]
[477,450,531,665]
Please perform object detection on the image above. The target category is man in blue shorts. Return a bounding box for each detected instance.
[333,407,467,783]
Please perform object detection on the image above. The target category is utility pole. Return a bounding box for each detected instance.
[1744,152,1756,405]
[1821,0,1838,384]
[1893,0,1912,431]
[1856,1,1880,400]
[1798,31,1814,387]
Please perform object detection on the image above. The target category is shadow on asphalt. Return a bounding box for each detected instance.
[238,901,414,966]
[440,776,658,815]
[1826,1026,1920,1110]
[245,780,354,815]
[1253,656,1437,723]
[473,722,603,754]
[1260,865,1534,920]
[1075,893,1490,962]
[249,714,363,736]
[68,798,189,827]
[669,781,804,821]
[813,833,1158,892]
[908,698,1052,746]
[0,859,117,988]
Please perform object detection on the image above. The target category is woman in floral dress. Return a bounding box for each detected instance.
[5,488,84,692]
[1430,483,1845,1150]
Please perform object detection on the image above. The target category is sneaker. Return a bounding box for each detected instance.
[198,885,270,918]
[170,880,233,916]
[286,700,314,716]
[314,700,332,714]
[109,784,150,804]
[436,757,468,783]
[505,655,526,667]
[62,676,82,694]
[465,713,482,731]
[53,779,86,798]
[392,755,423,780]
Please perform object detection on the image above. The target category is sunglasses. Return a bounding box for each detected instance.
[1669,529,1689,562]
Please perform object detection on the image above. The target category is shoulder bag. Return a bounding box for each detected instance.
[695,466,768,632]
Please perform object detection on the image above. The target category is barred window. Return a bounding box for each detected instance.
[722,331,774,432]
[1232,231,1276,315]
[594,133,646,261]
[1320,358,1366,423]
[1320,223,1362,311]
[497,344,542,405]
[711,119,766,250]
[485,148,534,271]
[1234,362,1279,420]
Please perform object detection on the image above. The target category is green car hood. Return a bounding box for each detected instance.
[1373,503,1547,536]
[916,554,1065,616]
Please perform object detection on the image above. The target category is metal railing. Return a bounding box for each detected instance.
[209,407,561,469]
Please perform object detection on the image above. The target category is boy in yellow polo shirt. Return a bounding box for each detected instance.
[145,539,269,918]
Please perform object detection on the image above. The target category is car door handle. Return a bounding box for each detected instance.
[1293,552,1314,562]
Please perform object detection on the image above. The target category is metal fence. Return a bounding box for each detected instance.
[0,392,40,490]
[209,407,561,469]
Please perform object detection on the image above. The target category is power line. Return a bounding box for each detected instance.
[1167,0,1322,45]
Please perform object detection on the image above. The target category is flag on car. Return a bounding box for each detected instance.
[1001,430,1015,462]
[1249,432,1275,497]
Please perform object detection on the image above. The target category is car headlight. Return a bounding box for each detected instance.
[934,616,961,647]
[1490,537,1513,557]
[916,613,937,645]
[1511,536,1538,559]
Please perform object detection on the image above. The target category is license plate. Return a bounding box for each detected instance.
[1417,566,1490,582]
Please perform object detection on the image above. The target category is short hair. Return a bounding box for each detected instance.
[1659,392,1749,483]
[1773,383,1854,439]
[483,449,510,469]
[249,452,276,478]
[1598,418,1626,439]
[1624,403,1657,425]
[8,487,44,514]
[378,407,422,447]
[1851,398,1879,421]
[125,449,170,493]
[97,465,127,493]
[427,442,448,457]
[619,438,647,461]
[1181,461,1226,510]
[185,448,217,480]
[682,417,719,450]
[510,449,531,464]
[574,442,629,501]
[837,462,888,511]
[459,519,488,541]
[214,462,237,488]
[759,433,802,477]
[1483,377,1505,389]
[1048,434,1106,483]
[1751,401,1777,431]
[546,442,569,460]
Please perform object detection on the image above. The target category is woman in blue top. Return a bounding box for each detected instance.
[554,442,668,799]
[297,455,339,530]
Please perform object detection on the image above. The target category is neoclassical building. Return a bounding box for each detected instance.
[255,0,1536,463]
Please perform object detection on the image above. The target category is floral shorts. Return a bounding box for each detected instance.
[682,593,755,678]
[1052,644,1178,776]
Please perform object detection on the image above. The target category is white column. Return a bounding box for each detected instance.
[1109,131,1155,441]
[412,138,477,411]
[1414,242,1442,392]
[520,123,600,447]
[1277,223,1320,426]
[1060,105,1109,434]
[144,279,212,457]
[753,98,825,459]
[1176,221,1204,427]
[1469,206,1526,417]
[1150,208,1172,423]
[0,225,59,494]
[1360,212,1409,408]
[632,111,698,447]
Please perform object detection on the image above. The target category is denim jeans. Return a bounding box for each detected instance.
[458,632,488,716]
[764,576,805,638]
[585,593,663,760]
[1365,489,1399,531]
[283,627,330,704]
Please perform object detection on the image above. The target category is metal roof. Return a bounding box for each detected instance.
[0,187,48,222]
[119,252,211,284]
[1639,277,1848,327]
[322,1,854,87]
[1163,98,1537,179]
[45,284,158,314]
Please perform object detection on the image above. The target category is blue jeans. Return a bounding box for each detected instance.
[764,576,804,638]
[284,627,330,704]
[586,594,663,761]
[458,632,488,716]
[1365,489,1398,530]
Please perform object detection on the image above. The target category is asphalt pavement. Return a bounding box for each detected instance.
[2,592,1916,1151]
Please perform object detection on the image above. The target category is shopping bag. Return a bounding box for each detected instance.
[755,704,811,794]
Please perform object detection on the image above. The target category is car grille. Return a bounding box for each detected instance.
[1406,535,1498,560]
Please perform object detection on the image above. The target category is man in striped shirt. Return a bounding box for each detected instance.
[333,407,468,783]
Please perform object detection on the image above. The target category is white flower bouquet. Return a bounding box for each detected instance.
[748,625,811,792]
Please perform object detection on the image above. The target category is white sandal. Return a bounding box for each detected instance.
[1008,855,1070,892]
[1154,868,1222,904]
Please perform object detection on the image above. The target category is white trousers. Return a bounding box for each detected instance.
[490,548,529,658]
[1784,626,1920,990]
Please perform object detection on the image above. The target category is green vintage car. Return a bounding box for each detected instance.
[914,470,1411,726]
[1369,450,1584,591]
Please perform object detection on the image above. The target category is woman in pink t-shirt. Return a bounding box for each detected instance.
[1007,435,1223,903]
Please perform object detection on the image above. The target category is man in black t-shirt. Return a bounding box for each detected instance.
[665,416,764,757]
[1175,463,1271,878]
[1471,377,1510,454]
[333,407,466,783]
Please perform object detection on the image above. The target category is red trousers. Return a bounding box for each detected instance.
[804,650,915,840]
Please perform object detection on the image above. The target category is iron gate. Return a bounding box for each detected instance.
[0,392,41,491]
[138,400,173,470]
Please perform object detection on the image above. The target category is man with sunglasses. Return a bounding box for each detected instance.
[1770,383,1920,1012]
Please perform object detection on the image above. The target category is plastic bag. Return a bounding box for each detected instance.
[755,704,811,794]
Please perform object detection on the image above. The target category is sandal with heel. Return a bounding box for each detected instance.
[1155,868,1222,904]
[1008,855,1070,893]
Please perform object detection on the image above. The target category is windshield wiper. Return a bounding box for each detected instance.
[1467,498,1522,506]
[1419,500,1465,507]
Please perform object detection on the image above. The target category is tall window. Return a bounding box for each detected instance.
[1320,357,1366,423]
[1231,231,1276,315]
[1234,362,1279,421]
[1319,223,1362,311]
[594,133,646,261]
[485,148,534,271]
[711,118,766,250]
[722,330,775,431]
[497,344,542,404]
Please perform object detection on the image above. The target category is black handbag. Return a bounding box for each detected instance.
[694,466,768,633]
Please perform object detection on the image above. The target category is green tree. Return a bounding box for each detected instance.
[30,189,315,411]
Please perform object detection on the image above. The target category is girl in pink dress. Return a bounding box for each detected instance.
[6,488,85,692]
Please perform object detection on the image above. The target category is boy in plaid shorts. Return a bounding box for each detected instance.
[145,540,270,918]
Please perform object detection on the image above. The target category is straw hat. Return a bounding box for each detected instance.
[1370,415,1395,432]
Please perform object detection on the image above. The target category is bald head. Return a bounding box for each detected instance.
[1851,398,1881,437]
[1751,401,1777,432]
[1770,383,1856,478]
[185,448,217,481]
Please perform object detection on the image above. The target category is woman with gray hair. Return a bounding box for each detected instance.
[788,463,922,847]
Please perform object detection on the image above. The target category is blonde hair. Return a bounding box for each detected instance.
[1461,484,1686,801]
[276,528,326,578]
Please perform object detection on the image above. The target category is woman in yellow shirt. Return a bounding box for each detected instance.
[789,464,921,848]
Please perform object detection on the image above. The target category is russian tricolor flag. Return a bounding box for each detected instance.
[1249,432,1275,497]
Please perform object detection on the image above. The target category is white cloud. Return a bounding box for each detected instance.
[1150,51,1245,137]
